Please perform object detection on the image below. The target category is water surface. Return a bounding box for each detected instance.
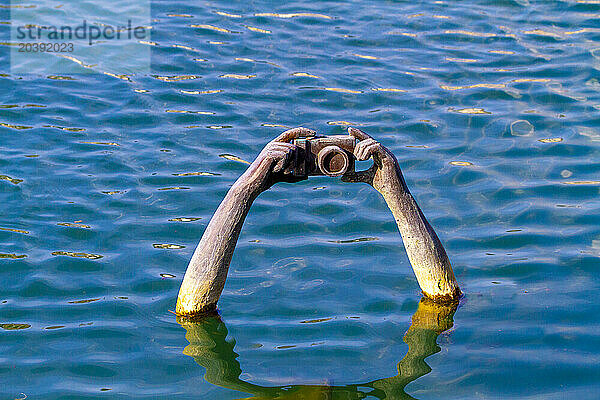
[1,0,600,398]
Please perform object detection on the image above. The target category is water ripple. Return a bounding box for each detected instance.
[1,0,600,398]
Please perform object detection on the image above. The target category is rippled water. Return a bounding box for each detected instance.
[2,0,600,398]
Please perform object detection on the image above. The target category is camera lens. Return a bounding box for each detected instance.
[317,145,350,177]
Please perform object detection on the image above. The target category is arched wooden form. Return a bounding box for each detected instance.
[176,127,460,318]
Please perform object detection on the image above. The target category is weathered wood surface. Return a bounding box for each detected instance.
[342,127,461,302]
[176,127,460,318]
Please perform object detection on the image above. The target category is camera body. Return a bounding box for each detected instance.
[285,135,357,178]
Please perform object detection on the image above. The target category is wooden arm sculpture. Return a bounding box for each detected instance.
[176,127,460,318]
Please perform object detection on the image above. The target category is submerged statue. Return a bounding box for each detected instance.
[176,127,461,318]
[179,296,458,399]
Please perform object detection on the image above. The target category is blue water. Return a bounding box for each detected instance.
[2,0,600,398]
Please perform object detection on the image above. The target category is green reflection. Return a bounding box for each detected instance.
[178,297,458,399]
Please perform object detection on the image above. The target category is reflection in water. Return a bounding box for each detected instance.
[179,297,458,399]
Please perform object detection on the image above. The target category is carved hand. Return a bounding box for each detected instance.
[341,127,408,196]
[235,127,316,195]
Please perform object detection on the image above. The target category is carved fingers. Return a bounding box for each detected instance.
[347,126,372,141]
[266,141,296,173]
[260,126,311,169]
[268,127,315,180]
[272,127,315,143]
[342,127,399,186]
[347,127,391,164]
[353,138,380,161]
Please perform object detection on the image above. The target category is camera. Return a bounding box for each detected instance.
[285,135,357,178]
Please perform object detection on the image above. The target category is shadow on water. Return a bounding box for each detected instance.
[178,297,458,400]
